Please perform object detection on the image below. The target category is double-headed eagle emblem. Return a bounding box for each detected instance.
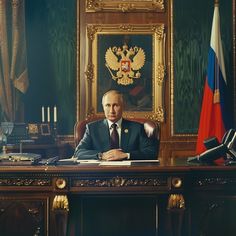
[105,44,145,86]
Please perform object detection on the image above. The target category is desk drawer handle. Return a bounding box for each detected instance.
[172,177,182,188]
[55,178,67,189]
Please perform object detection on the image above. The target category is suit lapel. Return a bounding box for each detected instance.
[121,119,130,150]
[99,119,110,150]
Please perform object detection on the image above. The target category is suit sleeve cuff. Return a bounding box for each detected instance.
[97,152,103,160]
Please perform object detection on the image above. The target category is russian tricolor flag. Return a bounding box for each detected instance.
[196,2,232,156]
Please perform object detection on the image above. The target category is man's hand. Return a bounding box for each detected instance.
[101,149,128,161]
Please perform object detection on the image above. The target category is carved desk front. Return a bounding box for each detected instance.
[0,161,236,236]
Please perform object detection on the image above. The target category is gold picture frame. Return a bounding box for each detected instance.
[86,0,165,12]
[85,24,166,122]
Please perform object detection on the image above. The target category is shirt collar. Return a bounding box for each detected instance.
[107,118,122,129]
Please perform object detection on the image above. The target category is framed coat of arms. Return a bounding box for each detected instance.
[85,24,166,122]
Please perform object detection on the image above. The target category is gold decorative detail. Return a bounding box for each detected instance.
[152,24,164,40]
[171,177,182,188]
[119,24,134,32]
[152,0,165,10]
[0,178,50,186]
[28,208,39,215]
[52,195,69,211]
[55,178,67,189]
[85,62,94,83]
[87,25,99,41]
[73,176,168,188]
[195,177,236,187]
[213,89,220,103]
[86,0,164,12]
[86,0,101,11]
[156,63,165,85]
[112,176,126,186]
[85,107,95,119]
[167,194,185,209]
[85,24,166,122]
[28,123,39,134]
[118,3,134,12]
[145,107,164,122]
[105,44,145,85]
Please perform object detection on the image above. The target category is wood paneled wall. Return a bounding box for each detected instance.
[77,0,235,161]
[24,0,235,160]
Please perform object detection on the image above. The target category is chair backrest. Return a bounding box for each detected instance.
[74,117,160,154]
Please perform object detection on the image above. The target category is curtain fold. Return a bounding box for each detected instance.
[0,0,28,122]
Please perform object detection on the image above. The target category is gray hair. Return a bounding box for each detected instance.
[102,90,124,105]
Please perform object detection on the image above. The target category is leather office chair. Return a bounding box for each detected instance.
[74,116,160,155]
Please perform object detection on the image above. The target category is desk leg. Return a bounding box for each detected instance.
[52,195,69,236]
[166,194,185,236]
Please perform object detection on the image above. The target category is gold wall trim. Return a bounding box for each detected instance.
[86,0,164,12]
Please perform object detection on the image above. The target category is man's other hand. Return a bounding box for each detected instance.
[101,149,128,161]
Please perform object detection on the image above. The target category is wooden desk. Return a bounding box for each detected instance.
[0,160,236,236]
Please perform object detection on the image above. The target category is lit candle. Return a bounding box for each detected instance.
[47,106,50,123]
[54,106,57,123]
[42,106,45,123]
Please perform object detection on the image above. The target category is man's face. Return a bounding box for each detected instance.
[102,92,123,123]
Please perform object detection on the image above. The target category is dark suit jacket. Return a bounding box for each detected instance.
[74,119,158,160]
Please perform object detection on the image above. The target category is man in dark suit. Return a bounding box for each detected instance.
[74,90,158,161]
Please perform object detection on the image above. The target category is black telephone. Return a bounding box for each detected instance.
[1,122,55,145]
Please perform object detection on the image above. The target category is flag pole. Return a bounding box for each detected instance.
[195,0,232,158]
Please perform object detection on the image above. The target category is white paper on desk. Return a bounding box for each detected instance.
[130,160,160,166]
[131,160,160,163]
[77,159,100,164]
[99,161,131,166]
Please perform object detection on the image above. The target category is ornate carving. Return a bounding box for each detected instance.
[118,3,135,12]
[194,177,236,187]
[156,63,165,84]
[152,24,164,40]
[52,195,69,211]
[72,176,168,188]
[145,107,164,122]
[119,24,134,32]
[86,0,164,12]
[87,25,99,41]
[0,178,50,186]
[85,62,94,83]
[86,0,101,11]
[0,200,45,235]
[167,194,185,209]
[55,178,67,189]
[152,0,164,10]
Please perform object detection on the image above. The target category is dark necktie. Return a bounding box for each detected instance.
[110,123,119,149]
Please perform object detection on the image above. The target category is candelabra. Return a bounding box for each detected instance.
[53,122,58,143]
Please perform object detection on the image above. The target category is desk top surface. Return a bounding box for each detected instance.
[0,157,236,173]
